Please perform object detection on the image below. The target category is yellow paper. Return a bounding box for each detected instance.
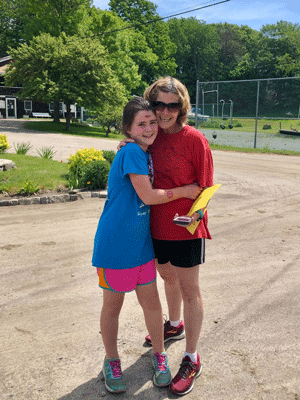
[186,184,222,235]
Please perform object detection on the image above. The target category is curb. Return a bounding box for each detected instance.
[0,190,107,207]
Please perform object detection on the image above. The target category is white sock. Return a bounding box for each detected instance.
[184,351,198,363]
[170,319,181,327]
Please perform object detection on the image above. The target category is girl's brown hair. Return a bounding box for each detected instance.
[144,76,191,126]
[122,97,155,138]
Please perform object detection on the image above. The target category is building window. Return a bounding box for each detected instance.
[49,102,64,115]
[24,100,32,112]
[49,102,54,112]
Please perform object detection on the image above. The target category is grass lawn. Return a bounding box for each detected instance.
[195,118,300,135]
[2,118,299,197]
[25,118,300,137]
[24,120,124,140]
[0,153,69,196]
[208,143,300,156]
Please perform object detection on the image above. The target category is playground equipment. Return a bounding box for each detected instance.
[219,99,225,129]
[228,100,233,129]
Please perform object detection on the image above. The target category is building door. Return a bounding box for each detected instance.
[6,98,17,118]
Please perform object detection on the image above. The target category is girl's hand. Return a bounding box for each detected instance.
[183,184,202,200]
[117,138,135,151]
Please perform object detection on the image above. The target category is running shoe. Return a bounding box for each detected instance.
[103,357,126,393]
[169,354,202,395]
[152,351,172,387]
[145,320,185,345]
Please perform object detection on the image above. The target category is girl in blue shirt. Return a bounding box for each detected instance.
[92,97,199,394]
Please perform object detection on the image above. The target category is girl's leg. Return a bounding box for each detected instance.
[135,280,164,354]
[155,260,182,322]
[175,265,203,354]
[100,289,125,359]
[136,281,172,387]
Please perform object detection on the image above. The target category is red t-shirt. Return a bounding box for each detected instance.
[149,125,214,240]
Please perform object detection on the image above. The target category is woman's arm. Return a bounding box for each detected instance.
[129,173,200,205]
[117,138,135,151]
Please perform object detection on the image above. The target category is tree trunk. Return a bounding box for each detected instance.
[65,103,71,131]
[106,126,111,137]
[53,101,60,123]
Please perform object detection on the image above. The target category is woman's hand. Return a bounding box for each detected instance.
[173,208,206,227]
[117,137,135,151]
[190,209,206,224]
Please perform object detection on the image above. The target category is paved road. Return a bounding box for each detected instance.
[1,119,120,162]
[1,119,300,160]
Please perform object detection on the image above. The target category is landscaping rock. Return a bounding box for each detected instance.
[0,190,108,206]
[0,159,16,171]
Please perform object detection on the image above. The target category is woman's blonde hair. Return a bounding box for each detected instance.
[144,76,191,126]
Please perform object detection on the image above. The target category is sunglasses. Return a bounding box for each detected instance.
[151,101,181,112]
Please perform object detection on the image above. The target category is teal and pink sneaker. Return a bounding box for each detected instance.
[152,351,172,387]
[103,357,126,393]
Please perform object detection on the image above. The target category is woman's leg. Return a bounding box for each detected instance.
[135,280,164,354]
[155,260,182,322]
[100,289,125,359]
[175,265,203,353]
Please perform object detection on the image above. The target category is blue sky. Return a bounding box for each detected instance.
[92,0,300,31]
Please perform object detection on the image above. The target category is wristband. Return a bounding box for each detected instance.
[196,210,204,221]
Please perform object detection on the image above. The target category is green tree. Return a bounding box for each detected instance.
[5,33,127,130]
[0,0,92,56]
[168,18,220,101]
[230,22,300,80]
[0,0,23,56]
[213,23,248,80]
[109,0,157,22]
[109,0,177,86]
[261,21,300,77]
[81,7,143,96]
[18,0,92,40]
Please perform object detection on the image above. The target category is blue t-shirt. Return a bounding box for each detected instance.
[92,143,155,270]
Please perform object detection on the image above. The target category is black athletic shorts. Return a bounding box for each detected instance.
[152,238,205,268]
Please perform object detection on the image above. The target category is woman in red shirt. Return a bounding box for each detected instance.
[121,77,214,396]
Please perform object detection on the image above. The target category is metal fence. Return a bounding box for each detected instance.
[194,77,300,150]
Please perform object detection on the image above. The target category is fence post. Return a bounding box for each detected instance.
[195,80,199,129]
[254,80,260,148]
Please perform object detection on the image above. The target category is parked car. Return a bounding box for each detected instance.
[188,107,210,122]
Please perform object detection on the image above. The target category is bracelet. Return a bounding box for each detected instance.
[167,190,173,199]
[196,210,204,221]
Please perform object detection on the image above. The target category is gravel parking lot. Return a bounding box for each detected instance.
[1,119,300,400]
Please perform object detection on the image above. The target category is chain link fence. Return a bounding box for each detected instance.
[193,77,300,151]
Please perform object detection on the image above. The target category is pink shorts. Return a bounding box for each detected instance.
[97,259,156,293]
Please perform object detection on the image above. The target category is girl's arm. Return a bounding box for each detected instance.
[129,173,200,205]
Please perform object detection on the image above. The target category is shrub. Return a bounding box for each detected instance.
[0,134,9,153]
[18,180,40,196]
[68,148,106,178]
[198,120,220,129]
[81,159,110,190]
[36,146,57,159]
[14,142,32,155]
[232,119,242,127]
[263,124,272,130]
[102,150,116,165]
[68,169,80,190]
